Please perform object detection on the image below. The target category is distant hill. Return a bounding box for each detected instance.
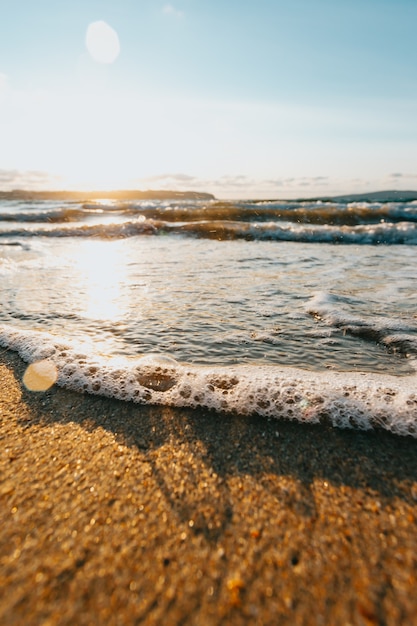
[0,189,216,201]
[317,190,417,203]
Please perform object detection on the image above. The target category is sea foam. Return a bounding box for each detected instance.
[1,324,416,438]
[306,292,417,357]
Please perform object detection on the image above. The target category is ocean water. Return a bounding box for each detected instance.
[1,196,417,437]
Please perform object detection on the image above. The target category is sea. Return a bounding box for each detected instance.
[1,194,417,437]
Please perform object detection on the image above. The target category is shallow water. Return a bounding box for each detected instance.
[1,197,417,436]
[1,235,416,374]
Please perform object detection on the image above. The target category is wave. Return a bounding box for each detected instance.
[0,220,158,238]
[1,324,417,438]
[2,199,417,223]
[76,200,417,226]
[306,293,417,357]
[2,198,417,244]
[174,219,417,244]
[2,217,417,244]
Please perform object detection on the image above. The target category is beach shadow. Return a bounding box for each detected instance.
[5,350,417,543]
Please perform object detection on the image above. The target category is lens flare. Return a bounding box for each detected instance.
[23,360,58,392]
[86,21,120,64]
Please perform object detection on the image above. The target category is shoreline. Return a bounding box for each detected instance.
[1,348,417,625]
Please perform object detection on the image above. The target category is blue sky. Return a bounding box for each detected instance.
[1,0,416,198]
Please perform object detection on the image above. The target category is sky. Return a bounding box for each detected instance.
[0,0,417,199]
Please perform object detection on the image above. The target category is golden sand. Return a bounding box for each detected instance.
[1,349,417,625]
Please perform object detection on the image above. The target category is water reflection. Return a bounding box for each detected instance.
[71,240,128,322]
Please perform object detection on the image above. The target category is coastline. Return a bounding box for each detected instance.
[1,348,417,625]
[0,189,215,201]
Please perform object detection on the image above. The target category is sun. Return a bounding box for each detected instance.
[86,21,120,64]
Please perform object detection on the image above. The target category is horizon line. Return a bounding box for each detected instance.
[1,188,417,203]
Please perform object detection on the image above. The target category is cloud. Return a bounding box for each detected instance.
[386,172,417,182]
[202,175,332,198]
[143,173,197,184]
[385,172,417,183]
[4,168,415,200]
[0,169,60,191]
[264,177,329,188]
[0,73,8,89]
[0,73,10,102]
[138,173,255,192]
[162,4,184,18]
[135,173,333,198]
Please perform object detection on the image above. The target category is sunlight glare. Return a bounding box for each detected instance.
[86,21,120,64]
[73,241,127,321]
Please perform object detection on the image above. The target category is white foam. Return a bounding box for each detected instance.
[306,292,417,356]
[223,221,417,245]
[1,324,417,438]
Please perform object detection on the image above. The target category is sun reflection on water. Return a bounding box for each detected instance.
[72,240,128,322]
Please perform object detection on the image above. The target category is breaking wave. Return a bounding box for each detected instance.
[1,198,417,244]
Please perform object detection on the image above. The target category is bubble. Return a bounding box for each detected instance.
[136,354,178,366]
[135,372,177,392]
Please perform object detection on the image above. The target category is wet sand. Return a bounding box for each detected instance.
[1,348,417,625]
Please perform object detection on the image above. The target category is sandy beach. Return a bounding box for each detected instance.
[1,348,417,625]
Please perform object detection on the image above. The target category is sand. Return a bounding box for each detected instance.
[1,348,417,626]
